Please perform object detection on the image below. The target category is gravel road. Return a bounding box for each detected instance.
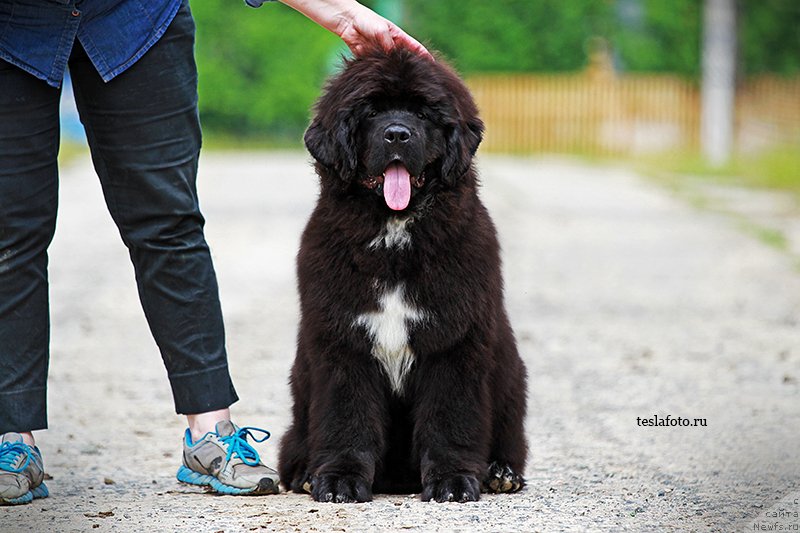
[1,152,798,532]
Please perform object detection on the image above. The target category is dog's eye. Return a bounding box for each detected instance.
[416,112,427,119]
[368,110,378,118]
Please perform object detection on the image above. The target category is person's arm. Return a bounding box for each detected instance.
[277,0,431,58]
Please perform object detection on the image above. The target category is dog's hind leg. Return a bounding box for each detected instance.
[483,461,525,493]
[483,321,528,494]
[279,422,311,493]
[279,340,313,493]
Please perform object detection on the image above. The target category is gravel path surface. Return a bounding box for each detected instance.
[2,153,798,532]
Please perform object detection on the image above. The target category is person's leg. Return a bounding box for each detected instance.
[187,408,230,442]
[16,433,35,447]
[68,4,237,419]
[68,1,278,494]
[0,57,59,504]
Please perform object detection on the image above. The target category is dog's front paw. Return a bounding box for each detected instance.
[311,473,372,503]
[482,461,525,493]
[422,474,480,503]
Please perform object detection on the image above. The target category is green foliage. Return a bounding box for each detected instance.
[404,0,699,76]
[740,0,800,76]
[404,0,613,74]
[611,0,702,77]
[636,145,800,195]
[192,0,343,140]
[611,0,800,77]
[404,0,799,79]
[191,0,800,140]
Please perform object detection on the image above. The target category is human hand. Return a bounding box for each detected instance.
[275,0,431,59]
[335,2,431,59]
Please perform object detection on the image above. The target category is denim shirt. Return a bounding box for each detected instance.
[0,0,183,88]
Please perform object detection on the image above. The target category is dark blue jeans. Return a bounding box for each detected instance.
[0,3,238,432]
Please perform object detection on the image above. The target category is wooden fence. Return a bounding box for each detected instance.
[735,77,800,154]
[467,70,800,155]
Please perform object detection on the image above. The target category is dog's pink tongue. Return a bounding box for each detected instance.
[383,162,412,211]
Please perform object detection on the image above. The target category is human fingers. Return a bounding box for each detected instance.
[387,23,432,59]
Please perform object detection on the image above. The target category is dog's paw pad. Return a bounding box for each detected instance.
[422,474,480,503]
[482,462,524,493]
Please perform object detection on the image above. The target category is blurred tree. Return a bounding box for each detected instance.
[612,0,800,78]
[739,0,800,76]
[404,0,612,73]
[404,0,799,78]
[193,0,341,140]
[611,0,702,77]
[191,0,800,140]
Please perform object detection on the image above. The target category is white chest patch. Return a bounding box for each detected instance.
[368,217,412,250]
[354,284,425,393]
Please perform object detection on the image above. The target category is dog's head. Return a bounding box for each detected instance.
[304,48,484,212]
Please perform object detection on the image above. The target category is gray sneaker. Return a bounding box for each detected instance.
[0,433,49,505]
[177,420,280,495]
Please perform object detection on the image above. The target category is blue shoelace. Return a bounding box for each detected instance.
[219,427,271,466]
[0,441,32,473]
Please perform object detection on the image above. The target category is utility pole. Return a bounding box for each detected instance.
[701,0,736,167]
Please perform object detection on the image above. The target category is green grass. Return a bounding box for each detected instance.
[201,131,304,151]
[582,144,800,264]
[631,145,800,196]
[54,133,305,171]
[744,223,789,251]
[58,140,89,166]
[56,132,305,161]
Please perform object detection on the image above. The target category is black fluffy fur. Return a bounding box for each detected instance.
[278,48,528,504]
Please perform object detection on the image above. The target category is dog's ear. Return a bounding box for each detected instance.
[441,116,484,185]
[304,120,335,168]
[304,110,359,182]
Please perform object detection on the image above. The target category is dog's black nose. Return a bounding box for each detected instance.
[384,124,412,144]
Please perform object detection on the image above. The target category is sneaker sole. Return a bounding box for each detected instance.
[176,465,279,495]
[0,482,49,506]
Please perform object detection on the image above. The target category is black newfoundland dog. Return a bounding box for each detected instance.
[278,48,527,503]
